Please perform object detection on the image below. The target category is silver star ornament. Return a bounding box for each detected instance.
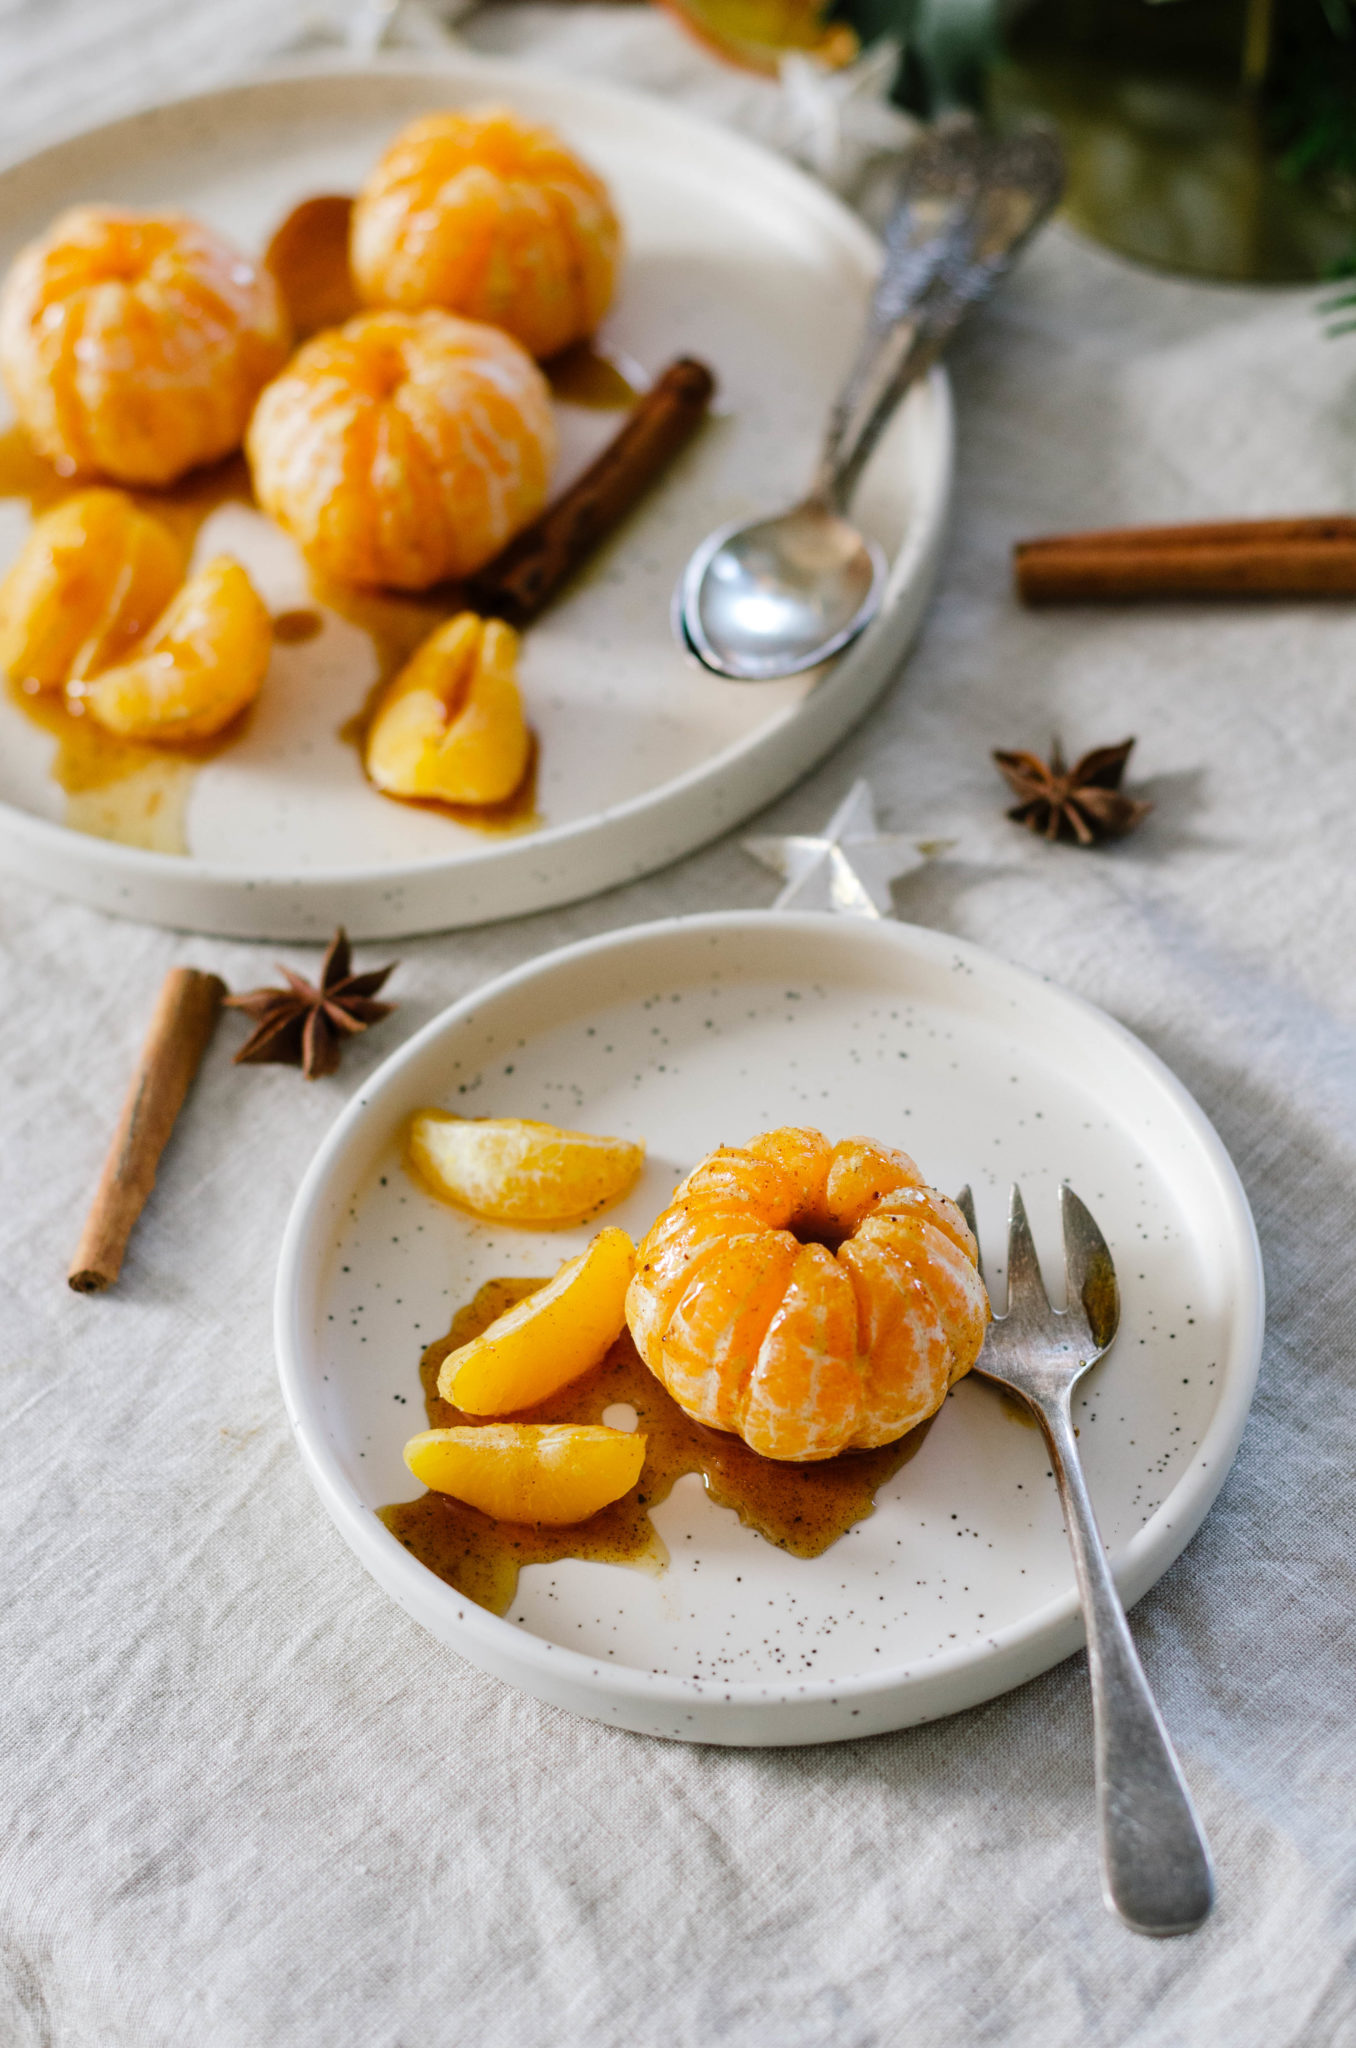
[744,779,952,918]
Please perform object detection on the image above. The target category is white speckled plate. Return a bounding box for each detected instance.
[276,913,1264,1744]
[0,59,951,939]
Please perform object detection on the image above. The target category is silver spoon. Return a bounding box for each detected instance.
[677,124,1064,681]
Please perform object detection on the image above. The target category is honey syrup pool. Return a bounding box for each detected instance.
[379,1278,933,1618]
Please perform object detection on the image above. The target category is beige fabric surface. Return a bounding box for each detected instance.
[2,7,1355,2045]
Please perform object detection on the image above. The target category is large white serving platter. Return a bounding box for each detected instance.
[0,59,952,939]
[275,912,1264,1746]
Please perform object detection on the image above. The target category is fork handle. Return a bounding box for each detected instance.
[1033,1391,1215,1936]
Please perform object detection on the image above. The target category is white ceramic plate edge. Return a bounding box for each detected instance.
[274,911,1265,1746]
[0,57,953,941]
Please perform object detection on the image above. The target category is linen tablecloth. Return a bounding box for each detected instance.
[2,8,1354,2043]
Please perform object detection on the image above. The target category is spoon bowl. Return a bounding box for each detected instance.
[682,504,887,681]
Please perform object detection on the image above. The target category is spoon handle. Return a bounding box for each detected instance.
[812,126,1064,513]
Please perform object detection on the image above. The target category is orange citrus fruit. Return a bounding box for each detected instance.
[246,308,555,589]
[365,612,529,805]
[352,107,621,360]
[407,1113,644,1226]
[404,1422,646,1525]
[437,1227,635,1414]
[656,0,856,77]
[80,554,271,742]
[0,205,290,486]
[0,489,184,689]
[627,1127,990,1461]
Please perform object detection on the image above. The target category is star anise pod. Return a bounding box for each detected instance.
[993,738,1152,847]
[226,927,397,1081]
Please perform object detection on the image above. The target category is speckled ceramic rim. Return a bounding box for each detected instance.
[0,56,953,941]
[275,912,1265,1746]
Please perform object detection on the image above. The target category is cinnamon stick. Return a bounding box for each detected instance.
[468,355,717,626]
[1018,516,1356,554]
[68,967,225,1293]
[1016,517,1356,604]
[264,193,359,340]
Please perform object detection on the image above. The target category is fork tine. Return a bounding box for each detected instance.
[1004,1183,1050,1318]
[955,1185,981,1279]
[955,1184,989,1291]
[1061,1184,1120,1351]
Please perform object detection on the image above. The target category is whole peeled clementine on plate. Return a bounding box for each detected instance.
[351,107,621,360]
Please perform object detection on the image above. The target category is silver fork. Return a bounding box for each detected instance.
[957,1182,1215,1937]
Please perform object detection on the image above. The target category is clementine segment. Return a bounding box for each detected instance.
[0,490,183,689]
[407,1113,644,1227]
[654,1229,798,1436]
[437,1228,634,1414]
[246,309,555,589]
[352,107,621,360]
[405,1423,645,1525]
[740,1242,863,1461]
[80,555,272,742]
[365,613,529,806]
[0,206,290,486]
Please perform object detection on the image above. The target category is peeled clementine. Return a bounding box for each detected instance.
[246,308,555,589]
[627,1127,990,1461]
[352,107,621,360]
[0,205,290,485]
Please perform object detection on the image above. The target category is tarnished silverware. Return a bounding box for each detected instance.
[957,1182,1215,1937]
[677,123,1063,680]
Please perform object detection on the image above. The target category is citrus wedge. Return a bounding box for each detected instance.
[407,1111,644,1226]
[81,555,271,742]
[404,1423,646,1525]
[0,490,184,691]
[437,1226,634,1414]
[365,613,529,806]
